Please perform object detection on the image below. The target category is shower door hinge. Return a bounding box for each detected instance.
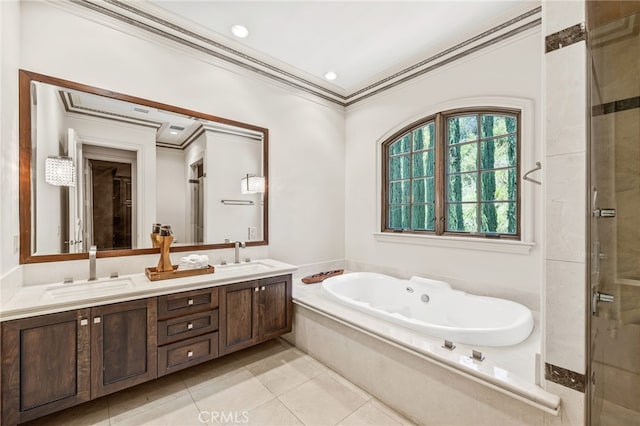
[592,208,616,218]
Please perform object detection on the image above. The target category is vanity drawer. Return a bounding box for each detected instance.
[158,288,218,319]
[158,333,219,376]
[158,310,218,345]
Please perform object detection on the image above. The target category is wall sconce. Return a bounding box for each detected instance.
[241,174,265,194]
[45,156,76,187]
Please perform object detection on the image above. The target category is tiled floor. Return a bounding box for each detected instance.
[25,339,414,426]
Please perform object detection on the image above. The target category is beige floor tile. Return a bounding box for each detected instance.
[224,398,303,426]
[338,402,402,426]
[110,392,203,426]
[279,372,368,426]
[368,399,417,426]
[22,397,110,426]
[233,339,294,365]
[246,346,327,395]
[190,368,275,415]
[107,373,189,422]
[325,368,372,402]
[180,354,247,390]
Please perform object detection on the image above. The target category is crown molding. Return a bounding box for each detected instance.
[65,0,542,108]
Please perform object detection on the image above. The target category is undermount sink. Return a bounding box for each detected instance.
[216,261,274,274]
[42,278,135,300]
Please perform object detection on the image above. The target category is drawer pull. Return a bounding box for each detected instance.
[80,319,88,326]
[93,317,101,324]
[254,287,259,292]
[187,350,193,358]
[187,299,194,305]
[261,286,266,291]
[187,323,193,330]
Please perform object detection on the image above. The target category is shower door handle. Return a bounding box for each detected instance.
[592,208,616,218]
[592,290,614,315]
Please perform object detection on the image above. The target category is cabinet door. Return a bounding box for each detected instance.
[91,298,157,398]
[258,274,292,341]
[1,309,91,425]
[219,280,259,355]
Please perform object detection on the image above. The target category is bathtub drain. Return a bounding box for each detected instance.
[421,294,430,303]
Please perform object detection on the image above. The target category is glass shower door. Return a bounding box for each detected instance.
[589,10,640,426]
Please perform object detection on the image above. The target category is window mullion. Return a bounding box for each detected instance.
[435,113,444,235]
[476,115,482,234]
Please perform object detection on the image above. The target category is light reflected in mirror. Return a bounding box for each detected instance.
[19,70,268,263]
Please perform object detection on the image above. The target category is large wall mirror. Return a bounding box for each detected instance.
[19,70,268,263]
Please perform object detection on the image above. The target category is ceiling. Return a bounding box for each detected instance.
[147,0,540,93]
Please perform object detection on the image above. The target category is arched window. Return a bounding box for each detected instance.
[382,108,520,239]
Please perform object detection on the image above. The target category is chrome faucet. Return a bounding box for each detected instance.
[225,239,246,264]
[89,245,97,281]
[234,241,246,264]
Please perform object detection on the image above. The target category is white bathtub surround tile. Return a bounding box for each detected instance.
[543,382,585,426]
[543,0,585,36]
[279,372,368,426]
[545,152,587,263]
[23,397,110,426]
[110,393,202,426]
[291,304,551,425]
[107,373,189,423]
[545,43,587,157]
[545,260,587,374]
[236,398,303,426]
[337,401,402,426]
[189,368,275,415]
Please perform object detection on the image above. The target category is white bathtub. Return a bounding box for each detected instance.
[321,272,534,347]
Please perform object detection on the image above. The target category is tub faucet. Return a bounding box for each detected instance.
[89,245,97,281]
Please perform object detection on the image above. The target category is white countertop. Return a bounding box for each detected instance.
[0,259,297,322]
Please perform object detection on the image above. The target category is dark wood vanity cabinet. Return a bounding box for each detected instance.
[90,298,157,398]
[0,274,292,425]
[1,309,91,425]
[220,274,292,355]
[157,288,219,376]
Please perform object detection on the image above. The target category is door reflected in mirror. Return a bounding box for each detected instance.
[19,70,268,262]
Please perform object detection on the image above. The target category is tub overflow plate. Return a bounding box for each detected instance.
[421,294,430,303]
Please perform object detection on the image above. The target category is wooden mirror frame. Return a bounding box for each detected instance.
[19,69,269,264]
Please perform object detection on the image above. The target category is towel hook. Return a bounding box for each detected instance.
[523,161,542,185]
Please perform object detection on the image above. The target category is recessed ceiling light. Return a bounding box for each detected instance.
[231,24,249,38]
[324,71,338,81]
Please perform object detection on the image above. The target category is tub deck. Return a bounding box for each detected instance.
[290,277,559,415]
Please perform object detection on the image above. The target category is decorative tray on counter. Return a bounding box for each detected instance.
[145,265,215,281]
[301,269,344,284]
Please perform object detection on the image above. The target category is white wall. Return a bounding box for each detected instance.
[205,130,263,242]
[344,29,543,309]
[33,82,66,255]
[0,0,20,276]
[156,147,187,243]
[14,0,345,274]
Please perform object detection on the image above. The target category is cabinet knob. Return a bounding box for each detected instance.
[187,350,193,358]
[261,286,266,291]
[254,287,259,292]
[187,323,193,330]
[80,318,88,326]
[93,317,101,324]
[187,299,194,305]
